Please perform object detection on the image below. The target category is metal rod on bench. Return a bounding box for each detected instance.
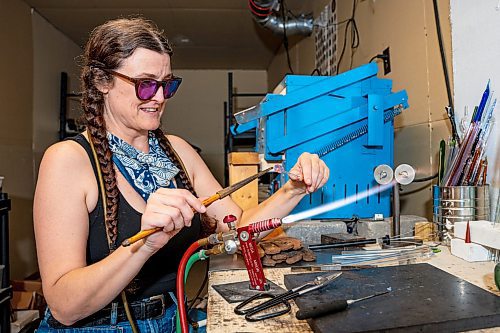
[392,183,400,238]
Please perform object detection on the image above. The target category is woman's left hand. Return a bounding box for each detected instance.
[286,152,329,194]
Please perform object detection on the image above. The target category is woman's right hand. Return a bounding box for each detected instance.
[140,188,206,252]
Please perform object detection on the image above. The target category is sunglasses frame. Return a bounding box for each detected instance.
[101,68,182,100]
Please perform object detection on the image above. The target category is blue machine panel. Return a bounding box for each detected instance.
[232,63,409,219]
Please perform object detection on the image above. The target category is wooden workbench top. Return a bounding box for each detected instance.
[207,267,313,333]
[206,247,499,333]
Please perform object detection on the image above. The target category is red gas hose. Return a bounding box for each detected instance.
[176,240,205,333]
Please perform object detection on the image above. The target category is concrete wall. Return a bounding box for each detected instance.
[267,0,453,220]
[163,69,267,184]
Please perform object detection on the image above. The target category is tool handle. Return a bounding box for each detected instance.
[121,227,162,246]
[201,193,220,207]
[296,300,348,320]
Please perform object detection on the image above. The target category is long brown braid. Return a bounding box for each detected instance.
[81,66,120,248]
[154,128,217,237]
[80,17,215,246]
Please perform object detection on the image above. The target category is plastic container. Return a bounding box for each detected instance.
[433,185,490,239]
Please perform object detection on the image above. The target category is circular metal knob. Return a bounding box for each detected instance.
[395,164,415,185]
[374,164,394,185]
[224,240,238,254]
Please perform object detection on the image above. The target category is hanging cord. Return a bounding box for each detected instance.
[280,0,294,74]
[432,0,459,143]
[87,129,139,333]
[369,53,388,64]
[336,0,359,74]
[188,260,209,310]
[413,172,438,182]
[310,68,322,75]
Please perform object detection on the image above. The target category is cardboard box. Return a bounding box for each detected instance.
[10,279,46,318]
[11,309,39,333]
[11,280,43,294]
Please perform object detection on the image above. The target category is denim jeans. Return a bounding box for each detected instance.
[36,303,177,333]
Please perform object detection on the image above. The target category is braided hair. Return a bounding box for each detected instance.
[80,17,215,248]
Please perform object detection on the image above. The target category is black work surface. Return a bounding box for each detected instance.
[284,263,500,333]
[212,279,286,303]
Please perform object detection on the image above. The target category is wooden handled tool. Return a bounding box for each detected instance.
[122,167,272,246]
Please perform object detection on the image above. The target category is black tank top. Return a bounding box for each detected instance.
[69,134,202,301]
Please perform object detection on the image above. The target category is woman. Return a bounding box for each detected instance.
[34,17,329,332]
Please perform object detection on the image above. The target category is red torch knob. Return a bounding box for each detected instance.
[223,214,237,230]
[223,215,237,224]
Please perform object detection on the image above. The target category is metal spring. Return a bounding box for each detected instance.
[250,218,282,233]
[314,108,402,158]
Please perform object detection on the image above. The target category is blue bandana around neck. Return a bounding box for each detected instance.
[107,131,180,201]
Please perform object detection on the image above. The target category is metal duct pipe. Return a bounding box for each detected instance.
[249,0,313,37]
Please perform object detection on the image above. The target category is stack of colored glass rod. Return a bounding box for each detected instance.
[441,81,497,186]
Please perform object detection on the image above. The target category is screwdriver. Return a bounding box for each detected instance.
[295,291,389,320]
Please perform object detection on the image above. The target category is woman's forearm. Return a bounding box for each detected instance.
[240,180,306,226]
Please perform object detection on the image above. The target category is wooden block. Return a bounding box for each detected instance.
[262,226,287,240]
[228,152,259,165]
[414,222,435,241]
[228,154,259,210]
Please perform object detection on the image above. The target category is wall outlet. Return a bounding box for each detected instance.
[383,47,391,75]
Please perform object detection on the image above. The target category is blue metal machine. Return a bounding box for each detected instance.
[232,63,409,219]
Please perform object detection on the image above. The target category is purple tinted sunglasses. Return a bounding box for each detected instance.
[102,68,182,100]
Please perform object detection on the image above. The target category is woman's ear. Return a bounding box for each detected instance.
[96,82,110,95]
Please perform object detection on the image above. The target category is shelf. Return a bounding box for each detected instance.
[0,286,12,305]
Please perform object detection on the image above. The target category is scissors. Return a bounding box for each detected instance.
[234,272,342,322]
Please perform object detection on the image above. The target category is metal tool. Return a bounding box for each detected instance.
[234,272,342,322]
[235,218,283,291]
[330,246,433,267]
[122,167,272,246]
[291,265,375,272]
[295,290,389,320]
[308,238,378,250]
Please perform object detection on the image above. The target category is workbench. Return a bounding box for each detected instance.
[206,246,499,333]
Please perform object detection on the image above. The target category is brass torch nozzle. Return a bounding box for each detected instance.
[205,243,226,256]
